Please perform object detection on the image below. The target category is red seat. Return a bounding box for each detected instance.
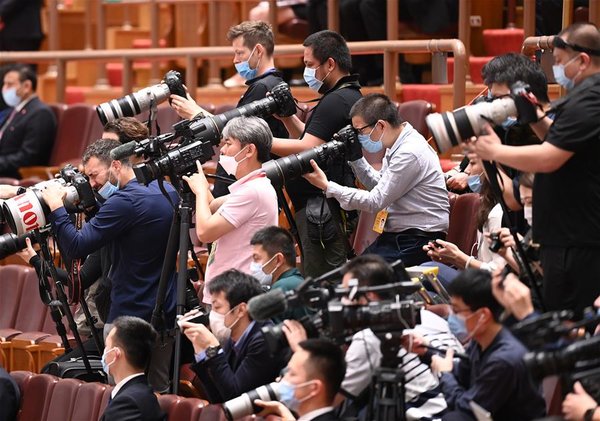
[48,103,67,129]
[0,265,27,330]
[18,373,58,421]
[13,268,50,333]
[97,385,113,420]
[45,378,82,420]
[169,397,207,419]
[72,381,110,421]
[398,100,434,139]
[197,404,229,421]
[158,394,182,415]
[8,370,34,393]
[50,104,98,164]
[446,193,480,256]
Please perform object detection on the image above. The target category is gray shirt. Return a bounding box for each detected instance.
[326,122,449,233]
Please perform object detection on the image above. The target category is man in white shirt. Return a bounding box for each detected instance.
[100,316,165,421]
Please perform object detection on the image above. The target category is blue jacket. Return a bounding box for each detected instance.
[50,179,178,324]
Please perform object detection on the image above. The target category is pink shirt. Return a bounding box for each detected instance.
[202,169,278,303]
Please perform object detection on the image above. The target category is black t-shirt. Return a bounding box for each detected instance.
[533,72,600,247]
[212,69,289,197]
[285,74,362,210]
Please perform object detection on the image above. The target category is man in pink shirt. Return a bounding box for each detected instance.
[184,116,278,306]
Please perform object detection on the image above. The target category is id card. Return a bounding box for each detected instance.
[372,209,388,234]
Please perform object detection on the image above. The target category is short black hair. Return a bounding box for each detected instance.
[303,30,352,73]
[111,316,158,371]
[350,94,403,128]
[103,117,149,144]
[208,269,264,311]
[5,64,37,91]
[250,226,296,267]
[341,254,395,299]
[82,138,121,166]
[447,269,503,321]
[481,53,549,103]
[298,339,346,403]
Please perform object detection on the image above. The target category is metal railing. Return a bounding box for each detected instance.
[0,39,467,109]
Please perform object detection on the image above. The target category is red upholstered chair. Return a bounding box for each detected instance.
[45,378,82,420]
[48,103,67,128]
[0,265,27,332]
[8,370,34,393]
[398,100,434,139]
[446,193,480,256]
[97,384,114,420]
[72,381,110,421]
[197,404,229,421]
[157,394,182,415]
[169,397,207,420]
[18,373,58,421]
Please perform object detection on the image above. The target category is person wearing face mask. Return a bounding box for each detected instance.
[99,316,165,421]
[270,30,362,279]
[255,338,346,421]
[249,226,312,322]
[184,116,278,306]
[181,270,287,403]
[430,269,546,420]
[0,63,56,179]
[41,141,179,393]
[170,21,288,198]
[466,22,600,318]
[304,93,448,267]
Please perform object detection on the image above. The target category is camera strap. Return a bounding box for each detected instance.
[299,80,362,105]
[67,214,83,304]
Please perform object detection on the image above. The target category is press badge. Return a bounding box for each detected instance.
[372,209,388,234]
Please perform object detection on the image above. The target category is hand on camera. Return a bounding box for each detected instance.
[180,321,219,354]
[465,123,502,162]
[401,332,429,356]
[254,399,296,420]
[446,172,469,191]
[170,92,203,120]
[423,239,464,267]
[182,160,210,195]
[485,228,515,257]
[0,184,20,199]
[491,269,533,321]
[282,319,307,353]
[562,382,598,421]
[345,136,363,162]
[41,183,67,211]
[15,237,37,264]
[302,160,329,191]
[431,348,454,376]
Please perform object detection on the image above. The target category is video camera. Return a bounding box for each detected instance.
[262,125,358,189]
[1,165,97,235]
[96,70,186,125]
[426,81,540,153]
[129,82,296,185]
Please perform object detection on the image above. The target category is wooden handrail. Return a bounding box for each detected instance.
[0,39,467,109]
[522,35,555,56]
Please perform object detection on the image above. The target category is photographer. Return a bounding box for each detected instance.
[249,226,311,321]
[102,116,149,146]
[430,269,545,420]
[563,382,600,421]
[170,21,288,197]
[304,93,448,266]
[183,116,278,306]
[254,338,346,421]
[181,270,287,403]
[466,22,600,317]
[41,140,178,392]
[271,30,362,278]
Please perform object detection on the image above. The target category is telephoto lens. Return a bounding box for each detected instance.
[222,382,281,421]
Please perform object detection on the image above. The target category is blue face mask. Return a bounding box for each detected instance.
[501,116,518,130]
[235,46,259,80]
[2,87,21,107]
[447,313,469,343]
[97,181,119,200]
[249,254,279,287]
[467,174,482,193]
[278,380,313,412]
[101,347,117,376]
[303,66,330,92]
[358,123,384,153]
[552,54,581,90]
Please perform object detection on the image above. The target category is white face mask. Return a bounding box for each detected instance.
[523,205,533,227]
[2,87,21,107]
[249,254,280,286]
[209,311,231,343]
[219,146,249,176]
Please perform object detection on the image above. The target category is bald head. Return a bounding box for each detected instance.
[559,22,600,66]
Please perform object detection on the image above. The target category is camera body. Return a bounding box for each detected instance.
[96,70,186,125]
[488,232,503,253]
[1,165,96,235]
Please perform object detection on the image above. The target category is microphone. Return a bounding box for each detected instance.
[247,289,288,321]
[110,141,138,160]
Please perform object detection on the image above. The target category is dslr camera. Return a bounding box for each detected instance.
[426,81,540,153]
[96,70,186,125]
[1,165,96,235]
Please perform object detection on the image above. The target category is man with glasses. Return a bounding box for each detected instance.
[429,269,546,420]
[467,22,600,317]
[304,93,449,265]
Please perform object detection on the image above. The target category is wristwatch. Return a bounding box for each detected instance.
[584,406,598,421]
[205,345,221,360]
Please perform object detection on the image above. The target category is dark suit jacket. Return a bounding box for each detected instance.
[0,0,43,43]
[310,410,341,421]
[0,96,57,178]
[100,375,166,421]
[191,320,288,403]
[0,367,19,421]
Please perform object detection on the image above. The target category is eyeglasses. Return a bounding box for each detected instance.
[553,36,600,57]
[354,123,375,134]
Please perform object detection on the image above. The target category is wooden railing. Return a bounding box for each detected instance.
[0,39,468,109]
